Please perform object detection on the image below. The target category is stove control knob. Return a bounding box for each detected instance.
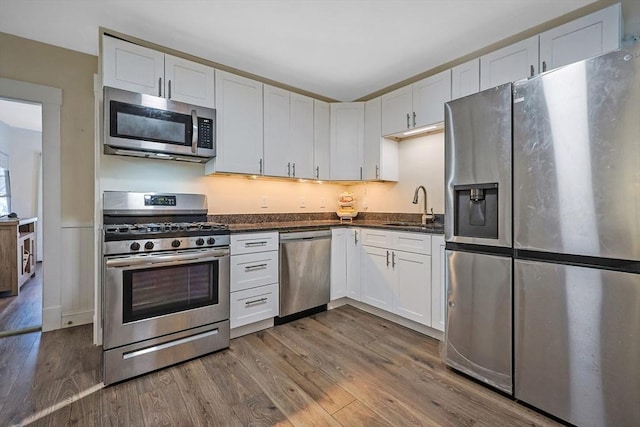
[195,238,205,246]
[207,237,215,245]
[144,241,154,250]
[171,239,181,248]
[130,242,141,251]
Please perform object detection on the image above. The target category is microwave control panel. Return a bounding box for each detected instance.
[198,117,215,148]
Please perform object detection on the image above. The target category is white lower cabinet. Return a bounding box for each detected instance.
[230,232,279,329]
[361,245,394,311]
[393,250,431,325]
[361,229,433,327]
[330,228,361,301]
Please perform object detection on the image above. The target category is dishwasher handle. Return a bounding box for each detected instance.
[279,229,331,241]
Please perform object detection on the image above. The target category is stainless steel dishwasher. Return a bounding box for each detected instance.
[278,229,332,320]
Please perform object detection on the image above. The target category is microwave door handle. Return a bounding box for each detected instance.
[191,110,198,154]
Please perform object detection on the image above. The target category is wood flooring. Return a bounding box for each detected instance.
[0,262,42,332]
[0,305,559,426]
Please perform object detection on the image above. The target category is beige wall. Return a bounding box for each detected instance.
[100,154,351,214]
[350,133,445,214]
[0,32,97,225]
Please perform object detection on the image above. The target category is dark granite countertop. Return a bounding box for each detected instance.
[227,219,444,235]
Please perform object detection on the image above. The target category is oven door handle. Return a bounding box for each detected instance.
[105,250,229,269]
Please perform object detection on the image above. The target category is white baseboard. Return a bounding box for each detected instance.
[61,309,94,328]
[230,318,274,339]
[42,305,62,332]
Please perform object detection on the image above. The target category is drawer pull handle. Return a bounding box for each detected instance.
[245,297,268,306]
[245,263,267,271]
[245,241,267,247]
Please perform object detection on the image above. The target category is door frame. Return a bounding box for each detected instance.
[0,77,62,332]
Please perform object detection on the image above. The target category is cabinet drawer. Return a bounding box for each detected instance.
[392,232,431,255]
[360,228,392,248]
[231,251,278,292]
[230,283,279,329]
[231,232,279,255]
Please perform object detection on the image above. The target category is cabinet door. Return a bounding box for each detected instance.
[346,228,362,300]
[361,245,393,311]
[102,36,164,96]
[539,3,620,73]
[330,102,364,181]
[313,100,331,180]
[263,85,291,177]
[451,58,480,100]
[381,85,412,136]
[290,93,314,179]
[430,235,446,332]
[363,97,382,180]
[164,54,215,108]
[330,228,347,300]
[393,250,431,326]
[480,36,538,90]
[213,70,263,175]
[412,69,452,127]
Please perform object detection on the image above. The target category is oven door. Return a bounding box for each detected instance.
[103,248,229,350]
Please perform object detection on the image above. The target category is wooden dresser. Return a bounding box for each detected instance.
[0,217,37,296]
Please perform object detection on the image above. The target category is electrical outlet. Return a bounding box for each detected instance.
[261,196,268,208]
[299,197,306,208]
[320,198,325,208]
[362,198,368,210]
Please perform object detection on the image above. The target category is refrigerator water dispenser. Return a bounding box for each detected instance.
[454,183,498,239]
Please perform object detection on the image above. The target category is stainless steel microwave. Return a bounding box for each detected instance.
[104,86,216,163]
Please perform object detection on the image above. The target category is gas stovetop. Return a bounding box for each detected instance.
[104,221,229,243]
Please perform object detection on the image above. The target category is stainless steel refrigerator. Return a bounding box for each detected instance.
[512,46,640,426]
[445,45,640,426]
[443,82,514,394]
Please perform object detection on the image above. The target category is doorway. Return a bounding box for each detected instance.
[0,98,43,336]
[0,77,62,335]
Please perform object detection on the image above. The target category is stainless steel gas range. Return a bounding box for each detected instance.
[101,191,230,385]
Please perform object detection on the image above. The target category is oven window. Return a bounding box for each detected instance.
[122,261,218,323]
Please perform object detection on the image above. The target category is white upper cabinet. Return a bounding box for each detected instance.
[539,3,621,73]
[102,36,215,108]
[207,70,263,175]
[102,36,164,96]
[412,69,452,128]
[381,70,451,136]
[289,93,314,179]
[313,100,331,181]
[451,58,480,100]
[263,85,291,177]
[480,36,538,91]
[364,97,398,181]
[164,54,215,107]
[380,85,413,136]
[263,86,314,179]
[479,5,620,91]
[330,102,365,181]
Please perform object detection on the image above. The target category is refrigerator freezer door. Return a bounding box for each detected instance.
[445,250,512,393]
[515,259,640,426]
[444,84,512,247]
[513,46,640,261]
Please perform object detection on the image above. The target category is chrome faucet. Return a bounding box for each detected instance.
[412,185,433,225]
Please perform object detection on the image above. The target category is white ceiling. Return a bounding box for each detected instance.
[0,0,598,101]
[0,99,42,132]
